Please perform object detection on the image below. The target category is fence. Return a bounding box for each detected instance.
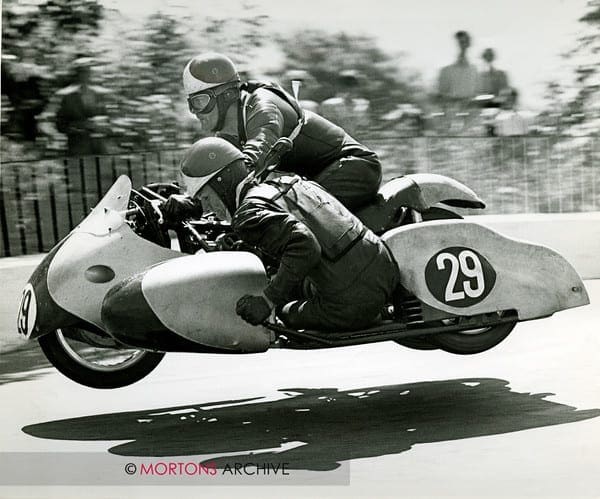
[0,135,598,257]
[0,150,184,257]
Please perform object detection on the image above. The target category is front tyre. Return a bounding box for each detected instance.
[431,322,517,355]
[38,329,164,389]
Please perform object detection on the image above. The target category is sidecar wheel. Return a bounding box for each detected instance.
[432,322,517,355]
[38,329,164,389]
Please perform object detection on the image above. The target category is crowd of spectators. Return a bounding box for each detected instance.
[283,30,539,139]
[0,30,569,161]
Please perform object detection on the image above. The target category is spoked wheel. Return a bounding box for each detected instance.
[431,321,517,355]
[38,328,164,389]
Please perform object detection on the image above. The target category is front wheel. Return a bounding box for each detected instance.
[38,329,165,389]
[431,322,517,355]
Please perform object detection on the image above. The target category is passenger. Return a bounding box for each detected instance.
[162,137,399,331]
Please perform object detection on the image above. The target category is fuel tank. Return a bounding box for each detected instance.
[102,251,271,353]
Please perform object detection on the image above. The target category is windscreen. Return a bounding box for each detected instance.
[75,176,132,236]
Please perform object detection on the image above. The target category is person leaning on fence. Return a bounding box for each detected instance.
[55,56,110,156]
[181,52,382,211]
[435,31,479,134]
[493,88,533,136]
[477,48,510,104]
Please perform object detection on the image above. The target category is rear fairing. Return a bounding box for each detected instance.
[382,220,589,321]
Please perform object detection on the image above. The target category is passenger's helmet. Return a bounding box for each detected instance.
[179,137,245,198]
[182,53,240,96]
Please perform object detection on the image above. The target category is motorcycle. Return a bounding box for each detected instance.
[16,171,589,389]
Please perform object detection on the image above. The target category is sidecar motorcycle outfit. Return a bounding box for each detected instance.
[183,52,382,211]
[169,137,400,331]
[19,131,590,389]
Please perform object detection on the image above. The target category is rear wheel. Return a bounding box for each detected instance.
[38,328,164,389]
[431,322,517,355]
[395,336,438,350]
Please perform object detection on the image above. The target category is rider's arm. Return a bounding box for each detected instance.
[232,202,321,306]
[242,91,285,171]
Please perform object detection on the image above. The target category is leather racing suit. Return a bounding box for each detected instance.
[221,84,382,211]
[232,173,400,331]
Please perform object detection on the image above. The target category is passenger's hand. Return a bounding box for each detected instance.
[161,194,202,223]
[236,295,272,326]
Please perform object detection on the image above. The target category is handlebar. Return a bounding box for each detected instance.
[129,183,240,253]
[119,207,142,218]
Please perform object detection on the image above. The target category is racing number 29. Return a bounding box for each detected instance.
[436,249,485,302]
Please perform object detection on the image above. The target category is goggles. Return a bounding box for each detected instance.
[187,91,217,115]
[187,82,240,115]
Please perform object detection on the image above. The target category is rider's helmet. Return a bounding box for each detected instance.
[182,53,241,131]
[179,137,248,216]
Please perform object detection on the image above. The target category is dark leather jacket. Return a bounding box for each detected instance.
[224,86,377,178]
[232,174,388,306]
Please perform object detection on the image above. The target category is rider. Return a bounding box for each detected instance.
[182,52,382,211]
[167,136,399,331]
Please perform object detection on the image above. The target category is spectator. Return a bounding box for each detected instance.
[493,88,532,136]
[55,56,109,156]
[437,31,479,104]
[1,57,48,142]
[320,70,371,137]
[477,48,509,102]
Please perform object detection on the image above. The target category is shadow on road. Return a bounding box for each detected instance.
[0,343,51,385]
[22,378,600,471]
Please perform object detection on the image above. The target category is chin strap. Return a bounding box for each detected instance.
[212,83,240,133]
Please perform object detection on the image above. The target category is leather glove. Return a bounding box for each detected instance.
[236,295,272,326]
[161,194,202,223]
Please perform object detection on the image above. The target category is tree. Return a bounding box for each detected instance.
[1,0,104,154]
[537,0,600,213]
[104,11,194,150]
[543,0,600,135]
[104,5,270,151]
[276,30,422,119]
[567,0,600,135]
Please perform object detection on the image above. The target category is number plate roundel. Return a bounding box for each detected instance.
[425,247,496,307]
[17,283,37,338]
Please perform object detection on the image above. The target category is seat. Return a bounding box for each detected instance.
[356,174,485,234]
[355,177,422,234]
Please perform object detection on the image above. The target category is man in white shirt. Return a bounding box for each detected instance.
[437,31,479,103]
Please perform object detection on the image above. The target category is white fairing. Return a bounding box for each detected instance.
[382,220,589,320]
[48,176,180,328]
[141,252,271,351]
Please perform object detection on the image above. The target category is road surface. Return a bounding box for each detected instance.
[0,257,598,498]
